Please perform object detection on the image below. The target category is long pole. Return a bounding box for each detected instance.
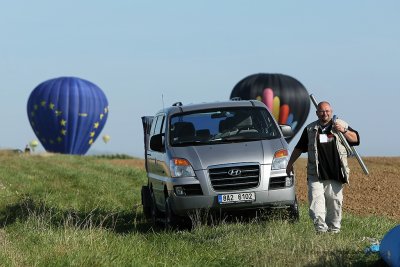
[310,94,369,175]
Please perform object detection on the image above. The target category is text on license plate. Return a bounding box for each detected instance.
[218,192,255,204]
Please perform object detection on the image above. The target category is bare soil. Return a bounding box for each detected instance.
[110,157,400,221]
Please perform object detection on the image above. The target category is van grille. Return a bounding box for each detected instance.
[209,165,260,191]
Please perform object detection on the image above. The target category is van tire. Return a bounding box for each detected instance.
[164,197,179,229]
[150,191,162,226]
[141,186,152,219]
[288,196,300,223]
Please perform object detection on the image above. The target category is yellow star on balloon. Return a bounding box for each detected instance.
[90,131,95,137]
[41,100,46,107]
[89,139,94,145]
[61,129,67,135]
[94,122,99,129]
[60,119,67,126]
[57,137,63,143]
[49,103,55,110]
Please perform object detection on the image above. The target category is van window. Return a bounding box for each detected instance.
[169,107,280,146]
[153,115,165,136]
[148,115,165,150]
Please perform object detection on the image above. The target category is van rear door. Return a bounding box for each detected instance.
[141,116,154,172]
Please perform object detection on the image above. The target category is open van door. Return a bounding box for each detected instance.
[141,116,154,219]
[141,116,154,173]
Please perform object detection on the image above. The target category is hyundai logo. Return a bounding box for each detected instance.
[228,169,241,176]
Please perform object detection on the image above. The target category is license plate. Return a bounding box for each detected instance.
[218,192,255,204]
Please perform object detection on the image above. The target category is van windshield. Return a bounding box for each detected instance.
[169,107,281,146]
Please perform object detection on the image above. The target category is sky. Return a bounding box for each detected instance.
[1,1,399,158]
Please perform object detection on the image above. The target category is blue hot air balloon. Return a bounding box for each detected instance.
[27,77,109,155]
[380,225,400,267]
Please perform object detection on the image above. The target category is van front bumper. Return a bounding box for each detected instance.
[169,186,296,216]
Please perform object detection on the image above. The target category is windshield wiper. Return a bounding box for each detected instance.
[209,136,264,143]
[224,136,263,141]
[172,140,210,146]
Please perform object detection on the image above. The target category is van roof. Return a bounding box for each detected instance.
[157,100,266,116]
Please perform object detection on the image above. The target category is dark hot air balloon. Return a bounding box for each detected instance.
[231,73,310,142]
[27,77,109,155]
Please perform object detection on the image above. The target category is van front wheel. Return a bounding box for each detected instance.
[288,197,300,223]
[150,191,162,226]
[141,186,152,219]
[164,197,179,229]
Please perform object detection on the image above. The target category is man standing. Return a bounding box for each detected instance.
[286,101,360,233]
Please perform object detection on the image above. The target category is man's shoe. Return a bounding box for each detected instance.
[328,228,340,234]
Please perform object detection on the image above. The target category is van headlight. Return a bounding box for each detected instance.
[170,158,195,178]
[271,149,289,170]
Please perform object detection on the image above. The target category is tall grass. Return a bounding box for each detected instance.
[0,153,397,266]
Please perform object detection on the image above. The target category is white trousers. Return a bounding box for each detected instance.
[307,176,344,232]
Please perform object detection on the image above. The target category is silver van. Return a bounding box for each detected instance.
[141,100,298,227]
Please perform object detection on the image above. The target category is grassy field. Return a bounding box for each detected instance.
[0,152,397,266]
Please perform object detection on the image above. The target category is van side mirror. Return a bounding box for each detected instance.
[279,125,293,138]
[150,133,164,152]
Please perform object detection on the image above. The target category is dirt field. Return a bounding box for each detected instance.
[112,157,400,221]
[294,157,400,221]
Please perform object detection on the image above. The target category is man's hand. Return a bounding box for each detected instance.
[333,121,347,134]
[285,148,302,177]
[286,164,293,176]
